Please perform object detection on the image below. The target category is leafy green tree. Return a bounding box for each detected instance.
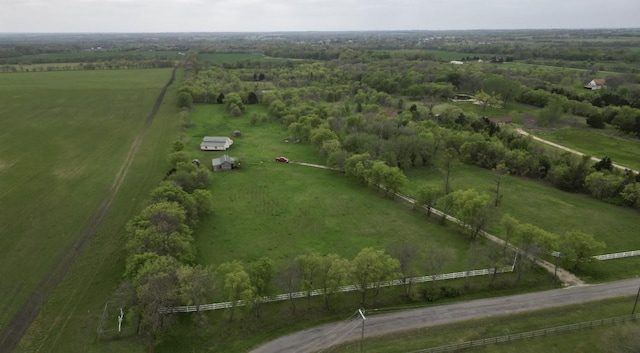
[288,121,312,142]
[248,257,275,318]
[295,253,323,308]
[192,189,214,218]
[224,92,245,116]
[167,162,210,193]
[584,171,624,200]
[247,91,259,104]
[217,261,255,321]
[350,248,399,304]
[415,185,442,216]
[593,156,613,171]
[611,106,640,135]
[344,153,372,184]
[586,113,605,129]
[500,214,520,255]
[537,98,565,126]
[121,254,182,351]
[369,161,388,192]
[475,90,502,112]
[268,100,287,120]
[310,126,339,149]
[546,154,590,192]
[321,139,342,159]
[170,140,185,152]
[514,223,559,281]
[177,264,216,312]
[382,165,407,197]
[559,231,605,270]
[126,228,195,264]
[482,76,521,107]
[129,201,189,235]
[316,254,350,310]
[149,182,198,226]
[441,189,492,239]
[136,270,180,352]
[168,151,190,169]
[620,182,640,209]
[176,91,193,109]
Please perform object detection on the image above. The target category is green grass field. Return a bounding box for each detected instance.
[403,160,640,281]
[537,126,640,171]
[184,105,473,271]
[7,84,637,352]
[0,68,180,352]
[1,50,181,64]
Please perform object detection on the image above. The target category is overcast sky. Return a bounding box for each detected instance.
[1,0,639,33]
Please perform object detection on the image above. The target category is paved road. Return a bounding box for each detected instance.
[249,278,640,353]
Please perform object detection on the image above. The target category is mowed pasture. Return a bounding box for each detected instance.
[186,105,473,271]
[403,161,640,281]
[184,104,640,280]
[0,69,172,334]
[539,126,640,171]
[1,50,182,64]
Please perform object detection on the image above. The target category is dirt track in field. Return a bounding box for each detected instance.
[0,66,177,353]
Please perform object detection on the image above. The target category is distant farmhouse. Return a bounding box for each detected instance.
[487,117,514,125]
[584,78,606,90]
[211,155,236,171]
[200,136,233,151]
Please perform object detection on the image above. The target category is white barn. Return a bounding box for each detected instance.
[200,136,233,151]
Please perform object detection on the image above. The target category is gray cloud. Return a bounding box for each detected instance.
[0,0,638,32]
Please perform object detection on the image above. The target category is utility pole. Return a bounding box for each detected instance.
[358,308,366,353]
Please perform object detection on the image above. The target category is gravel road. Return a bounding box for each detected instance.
[249,278,640,353]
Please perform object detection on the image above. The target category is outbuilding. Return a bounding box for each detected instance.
[211,155,236,171]
[200,136,233,151]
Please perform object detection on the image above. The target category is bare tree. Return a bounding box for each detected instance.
[389,241,423,298]
[425,246,455,286]
[276,257,300,314]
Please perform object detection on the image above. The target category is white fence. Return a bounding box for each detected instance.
[160,266,514,314]
[593,250,640,261]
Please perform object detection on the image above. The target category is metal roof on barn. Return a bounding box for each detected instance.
[212,155,235,166]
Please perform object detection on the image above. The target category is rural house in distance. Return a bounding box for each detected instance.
[584,78,606,90]
[211,155,236,171]
[200,136,233,151]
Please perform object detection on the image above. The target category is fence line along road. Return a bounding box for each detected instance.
[409,314,637,353]
[160,266,515,314]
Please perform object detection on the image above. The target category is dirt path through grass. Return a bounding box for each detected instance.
[515,128,639,174]
[0,67,177,353]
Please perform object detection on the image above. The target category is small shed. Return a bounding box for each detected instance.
[212,155,236,171]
